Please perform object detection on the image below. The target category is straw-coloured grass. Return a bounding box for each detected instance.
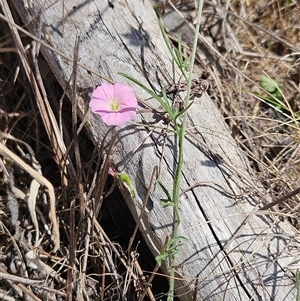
[1,0,300,300]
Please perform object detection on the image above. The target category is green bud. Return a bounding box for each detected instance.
[118,172,136,199]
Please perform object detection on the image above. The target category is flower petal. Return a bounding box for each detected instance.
[120,96,138,109]
[114,84,138,109]
[101,112,125,126]
[118,108,136,121]
[90,82,138,126]
[89,98,109,113]
[114,84,136,101]
[92,83,115,101]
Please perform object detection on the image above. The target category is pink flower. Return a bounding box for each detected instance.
[89,83,137,126]
[108,167,118,177]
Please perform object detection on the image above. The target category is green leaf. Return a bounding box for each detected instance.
[161,89,175,116]
[154,8,179,67]
[119,72,175,121]
[118,172,136,199]
[155,252,170,267]
[154,7,189,74]
[256,75,287,114]
[160,200,175,208]
[248,91,291,119]
[168,236,188,250]
[174,100,194,121]
[260,75,283,94]
[156,180,174,208]
[155,236,188,266]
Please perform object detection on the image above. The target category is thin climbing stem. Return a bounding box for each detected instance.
[167,1,204,300]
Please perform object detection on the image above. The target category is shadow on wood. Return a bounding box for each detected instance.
[6,0,300,300]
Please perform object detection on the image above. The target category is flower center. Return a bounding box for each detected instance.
[110,99,120,111]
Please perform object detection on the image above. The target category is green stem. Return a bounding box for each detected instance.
[167,1,204,300]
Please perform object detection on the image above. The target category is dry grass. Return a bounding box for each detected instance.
[216,0,300,224]
[158,0,300,224]
[0,0,300,300]
[0,2,167,300]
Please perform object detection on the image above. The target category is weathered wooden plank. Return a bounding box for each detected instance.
[8,0,299,300]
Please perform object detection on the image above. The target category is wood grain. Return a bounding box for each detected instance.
[9,0,299,300]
